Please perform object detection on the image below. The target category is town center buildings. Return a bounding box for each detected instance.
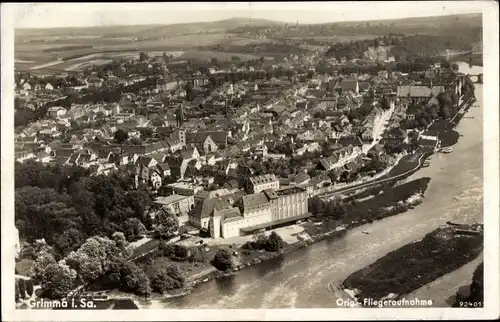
[189,183,310,239]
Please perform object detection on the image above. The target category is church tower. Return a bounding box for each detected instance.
[176,103,185,127]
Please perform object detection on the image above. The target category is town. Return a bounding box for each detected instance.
[13,30,480,306]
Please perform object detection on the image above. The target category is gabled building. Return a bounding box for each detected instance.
[246,174,280,194]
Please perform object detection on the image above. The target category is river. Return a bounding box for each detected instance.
[138,62,483,309]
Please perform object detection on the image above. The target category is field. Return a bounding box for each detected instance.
[15,32,275,72]
[178,50,260,62]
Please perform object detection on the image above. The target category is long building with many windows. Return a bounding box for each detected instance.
[189,186,310,238]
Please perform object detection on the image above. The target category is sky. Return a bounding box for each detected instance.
[10,2,483,29]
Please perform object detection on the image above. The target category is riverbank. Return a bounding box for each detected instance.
[342,225,484,304]
[87,67,481,310]
[125,177,431,308]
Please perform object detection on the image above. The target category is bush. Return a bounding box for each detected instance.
[158,241,175,257]
[212,248,234,271]
[173,245,190,260]
[151,264,185,293]
[20,246,36,260]
[265,232,284,252]
[25,279,34,297]
[15,282,20,303]
[18,279,27,299]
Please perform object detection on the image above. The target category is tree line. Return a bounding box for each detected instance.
[15,161,154,260]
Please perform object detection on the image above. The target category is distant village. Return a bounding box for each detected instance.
[14,47,467,240]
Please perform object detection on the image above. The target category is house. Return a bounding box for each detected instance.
[166,182,203,196]
[188,193,239,232]
[361,127,374,142]
[337,136,364,148]
[340,78,359,94]
[292,172,311,186]
[396,85,442,104]
[382,127,407,146]
[22,83,32,91]
[185,131,228,155]
[45,83,54,91]
[194,188,233,206]
[85,77,103,88]
[155,194,195,216]
[180,146,200,160]
[47,106,67,119]
[246,174,280,194]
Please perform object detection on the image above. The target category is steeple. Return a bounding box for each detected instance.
[176,103,185,127]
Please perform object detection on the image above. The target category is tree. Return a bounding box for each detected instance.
[129,137,143,145]
[25,279,34,297]
[154,208,179,238]
[40,263,76,299]
[210,57,219,66]
[451,63,459,71]
[151,264,185,293]
[325,197,346,220]
[66,251,102,283]
[162,52,170,63]
[135,270,152,297]
[259,56,265,63]
[114,129,129,144]
[15,282,20,303]
[308,196,325,215]
[139,52,149,62]
[65,235,129,283]
[112,232,129,252]
[266,232,284,252]
[18,279,27,300]
[120,262,151,296]
[32,249,57,282]
[173,245,190,260]
[185,83,194,101]
[52,228,85,258]
[212,248,233,271]
[124,218,147,241]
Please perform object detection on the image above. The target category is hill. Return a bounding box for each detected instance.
[15,17,284,41]
[318,13,481,28]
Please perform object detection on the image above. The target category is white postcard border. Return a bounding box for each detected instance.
[2,1,499,320]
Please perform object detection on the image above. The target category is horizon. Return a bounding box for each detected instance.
[10,2,482,30]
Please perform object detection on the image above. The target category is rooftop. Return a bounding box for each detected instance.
[241,193,270,209]
[155,194,191,205]
[249,174,278,185]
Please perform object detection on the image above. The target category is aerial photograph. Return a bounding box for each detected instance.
[10,2,486,312]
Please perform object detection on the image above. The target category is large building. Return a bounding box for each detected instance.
[189,186,310,238]
[246,174,280,194]
[263,187,308,222]
[155,194,195,216]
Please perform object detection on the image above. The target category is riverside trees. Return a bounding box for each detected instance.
[15,162,153,259]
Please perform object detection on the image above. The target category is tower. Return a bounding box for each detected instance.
[176,103,185,127]
[209,212,221,238]
[225,97,229,117]
[178,129,186,147]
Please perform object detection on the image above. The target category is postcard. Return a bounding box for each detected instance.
[1,1,499,321]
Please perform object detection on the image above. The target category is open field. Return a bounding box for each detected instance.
[178,50,260,62]
[15,32,273,72]
[64,59,114,71]
[287,35,378,43]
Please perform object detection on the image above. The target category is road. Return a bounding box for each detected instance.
[320,152,426,200]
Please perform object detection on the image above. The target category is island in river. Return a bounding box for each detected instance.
[342,224,483,305]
